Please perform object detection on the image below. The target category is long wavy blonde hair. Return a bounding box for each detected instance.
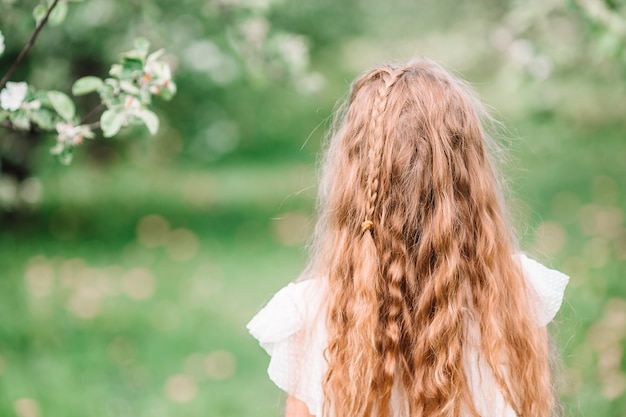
[301,59,554,417]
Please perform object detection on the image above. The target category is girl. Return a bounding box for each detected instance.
[248,58,569,417]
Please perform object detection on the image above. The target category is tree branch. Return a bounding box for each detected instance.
[80,103,105,125]
[0,0,61,91]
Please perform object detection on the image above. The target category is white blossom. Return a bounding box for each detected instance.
[271,34,309,73]
[143,61,172,89]
[55,122,92,146]
[116,95,142,123]
[241,17,269,46]
[124,95,141,112]
[0,81,28,111]
[0,30,5,57]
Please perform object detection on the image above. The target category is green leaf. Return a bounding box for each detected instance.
[49,1,68,26]
[146,49,164,64]
[160,81,177,101]
[100,109,125,138]
[134,38,151,58]
[58,148,74,165]
[121,57,144,73]
[47,91,76,121]
[159,87,174,101]
[50,142,64,155]
[30,109,55,130]
[136,109,159,135]
[72,76,104,96]
[34,90,52,107]
[33,4,47,26]
[109,64,123,78]
[119,81,139,95]
[79,125,95,139]
[9,110,31,130]
[98,82,117,104]
[0,111,8,124]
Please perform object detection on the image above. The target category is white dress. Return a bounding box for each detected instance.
[247,254,569,417]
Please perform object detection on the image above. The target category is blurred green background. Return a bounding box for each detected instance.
[1,0,625,416]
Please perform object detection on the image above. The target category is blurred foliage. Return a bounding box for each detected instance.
[0,0,625,417]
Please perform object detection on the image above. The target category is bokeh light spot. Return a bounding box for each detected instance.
[576,204,624,239]
[604,298,626,337]
[591,175,619,205]
[63,264,106,320]
[185,263,224,308]
[595,207,624,240]
[272,211,310,246]
[578,204,600,236]
[24,259,55,298]
[615,230,626,260]
[601,372,626,400]
[165,374,197,403]
[59,258,88,288]
[583,237,611,269]
[121,268,156,300]
[0,175,18,207]
[14,398,40,417]
[205,350,236,380]
[184,353,209,381]
[91,268,115,296]
[122,242,156,267]
[20,177,43,205]
[166,229,199,262]
[137,215,170,248]
[182,172,217,208]
[533,221,566,255]
[551,191,580,224]
[586,297,626,399]
[67,286,101,319]
[562,256,587,287]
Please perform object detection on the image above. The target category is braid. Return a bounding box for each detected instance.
[362,67,404,232]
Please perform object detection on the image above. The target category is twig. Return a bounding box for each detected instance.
[86,121,100,130]
[80,103,105,125]
[0,0,61,91]
[0,119,41,134]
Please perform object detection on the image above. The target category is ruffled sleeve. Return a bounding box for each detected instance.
[247,279,328,416]
[516,254,569,326]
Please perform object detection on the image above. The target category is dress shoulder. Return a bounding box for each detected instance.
[247,278,327,416]
[247,280,317,352]
[516,253,569,326]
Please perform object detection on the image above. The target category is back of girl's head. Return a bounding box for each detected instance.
[313,59,554,417]
[316,59,508,269]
